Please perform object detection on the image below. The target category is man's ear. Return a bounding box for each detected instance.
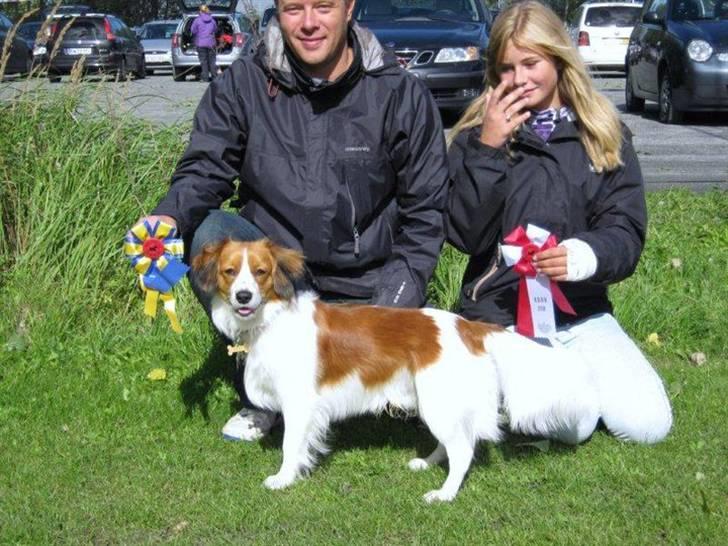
[265,239,305,300]
[191,240,227,292]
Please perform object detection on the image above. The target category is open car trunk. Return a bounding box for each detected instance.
[181,15,235,54]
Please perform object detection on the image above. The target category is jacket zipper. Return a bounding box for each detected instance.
[471,246,501,301]
[344,168,360,257]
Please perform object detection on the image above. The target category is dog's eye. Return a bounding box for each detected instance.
[255,268,267,277]
[224,268,236,276]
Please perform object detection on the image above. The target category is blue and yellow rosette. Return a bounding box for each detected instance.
[124,220,189,333]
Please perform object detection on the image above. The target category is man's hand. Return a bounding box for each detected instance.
[130,215,178,234]
[533,246,568,282]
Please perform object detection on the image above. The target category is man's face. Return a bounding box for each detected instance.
[277,0,354,80]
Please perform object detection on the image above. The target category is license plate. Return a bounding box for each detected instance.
[64,47,92,55]
[145,54,168,63]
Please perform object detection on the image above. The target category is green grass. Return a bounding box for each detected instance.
[1,85,727,544]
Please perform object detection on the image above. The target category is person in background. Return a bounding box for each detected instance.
[128,0,448,442]
[191,4,217,82]
[446,1,672,445]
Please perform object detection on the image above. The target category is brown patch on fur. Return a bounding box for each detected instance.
[314,302,441,388]
[456,317,504,356]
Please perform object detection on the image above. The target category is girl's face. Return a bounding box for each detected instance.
[497,40,561,111]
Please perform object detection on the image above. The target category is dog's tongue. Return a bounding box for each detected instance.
[237,308,254,317]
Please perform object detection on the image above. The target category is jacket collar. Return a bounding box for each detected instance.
[257,17,399,92]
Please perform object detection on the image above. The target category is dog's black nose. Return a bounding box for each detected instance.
[235,290,252,304]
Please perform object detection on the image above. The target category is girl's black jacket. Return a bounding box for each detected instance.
[153,21,448,307]
[446,121,647,326]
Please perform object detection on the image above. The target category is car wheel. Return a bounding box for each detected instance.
[117,57,128,81]
[624,68,644,113]
[172,67,185,82]
[658,72,684,124]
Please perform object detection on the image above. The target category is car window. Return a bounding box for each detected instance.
[59,19,105,40]
[0,13,12,30]
[645,0,669,17]
[585,6,642,26]
[356,0,484,22]
[142,23,178,39]
[18,22,42,40]
[670,0,708,19]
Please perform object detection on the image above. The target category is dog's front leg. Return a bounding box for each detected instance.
[263,405,315,490]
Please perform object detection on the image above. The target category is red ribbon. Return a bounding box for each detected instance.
[504,226,576,337]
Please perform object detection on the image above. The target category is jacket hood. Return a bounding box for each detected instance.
[198,12,214,23]
[257,17,400,90]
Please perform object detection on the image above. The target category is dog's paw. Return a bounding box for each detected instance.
[423,488,457,504]
[407,458,430,472]
[263,473,296,490]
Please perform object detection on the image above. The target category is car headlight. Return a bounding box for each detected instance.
[687,40,712,62]
[33,45,47,56]
[434,46,480,63]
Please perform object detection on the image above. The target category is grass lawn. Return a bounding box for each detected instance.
[1,84,727,544]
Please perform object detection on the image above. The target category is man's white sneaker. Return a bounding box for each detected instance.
[221,408,279,441]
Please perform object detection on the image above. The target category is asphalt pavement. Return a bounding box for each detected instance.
[1,71,726,190]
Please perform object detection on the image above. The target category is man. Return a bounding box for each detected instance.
[133,0,449,441]
[191,4,217,82]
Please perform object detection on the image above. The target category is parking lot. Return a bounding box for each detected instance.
[2,71,727,190]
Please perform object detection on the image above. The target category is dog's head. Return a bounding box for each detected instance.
[191,239,305,320]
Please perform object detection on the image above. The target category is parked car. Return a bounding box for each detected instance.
[625,0,728,123]
[0,12,33,76]
[42,12,146,82]
[138,19,179,74]
[354,0,492,112]
[16,20,43,50]
[171,0,253,81]
[568,1,643,72]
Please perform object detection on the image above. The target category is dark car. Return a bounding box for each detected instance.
[0,12,33,76]
[43,12,146,82]
[16,20,43,50]
[354,0,492,112]
[625,0,728,123]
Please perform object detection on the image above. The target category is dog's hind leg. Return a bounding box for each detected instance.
[422,430,474,503]
[263,405,319,490]
[408,442,446,472]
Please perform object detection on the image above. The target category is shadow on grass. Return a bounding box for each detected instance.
[178,334,237,421]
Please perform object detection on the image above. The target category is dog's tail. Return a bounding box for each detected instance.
[486,331,600,444]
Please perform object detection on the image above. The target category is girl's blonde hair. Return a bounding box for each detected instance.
[448,1,623,172]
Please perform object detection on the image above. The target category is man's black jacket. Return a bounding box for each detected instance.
[153,20,449,307]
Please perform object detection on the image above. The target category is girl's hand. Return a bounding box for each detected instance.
[534,246,568,281]
[479,80,532,149]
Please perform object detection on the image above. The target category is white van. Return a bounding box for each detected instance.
[567,1,643,72]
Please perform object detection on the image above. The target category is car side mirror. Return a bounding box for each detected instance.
[642,11,664,25]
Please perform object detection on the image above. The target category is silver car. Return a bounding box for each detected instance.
[138,19,179,75]
[171,0,253,81]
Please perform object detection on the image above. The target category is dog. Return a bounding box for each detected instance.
[192,238,599,503]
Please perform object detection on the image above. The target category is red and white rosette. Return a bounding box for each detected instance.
[501,224,576,338]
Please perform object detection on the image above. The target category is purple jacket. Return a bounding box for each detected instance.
[191,13,217,48]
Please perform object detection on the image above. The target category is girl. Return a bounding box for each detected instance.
[446,1,672,444]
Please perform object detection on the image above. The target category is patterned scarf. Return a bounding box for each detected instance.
[529,106,577,141]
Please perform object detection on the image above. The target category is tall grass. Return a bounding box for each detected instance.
[0,84,185,334]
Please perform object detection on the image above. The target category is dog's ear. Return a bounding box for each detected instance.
[191,240,227,292]
[266,239,305,300]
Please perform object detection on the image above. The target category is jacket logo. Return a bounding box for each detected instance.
[344,146,370,153]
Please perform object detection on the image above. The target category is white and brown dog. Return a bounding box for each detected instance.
[193,239,599,502]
